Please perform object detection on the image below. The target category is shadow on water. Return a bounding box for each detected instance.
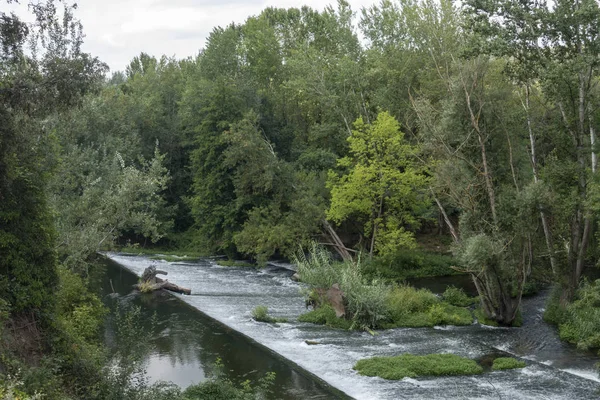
[99,257,348,400]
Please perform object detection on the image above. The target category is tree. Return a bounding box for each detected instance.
[0,0,106,315]
[463,0,600,301]
[327,111,430,257]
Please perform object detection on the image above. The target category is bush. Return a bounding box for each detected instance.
[183,365,275,400]
[251,306,287,323]
[363,249,460,281]
[296,243,474,330]
[556,280,600,351]
[294,244,388,329]
[353,353,483,380]
[427,303,473,326]
[442,286,477,307]
[492,357,526,371]
[298,305,353,330]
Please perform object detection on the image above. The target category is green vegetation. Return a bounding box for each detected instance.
[383,286,473,328]
[298,305,353,330]
[353,354,483,380]
[363,250,461,281]
[545,281,600,353]
[3,0,600,395]
[296,245,473,330]
[492,357,526,371]
[252,306,288,323]
[442,286,478,307]
[326,112,430,257]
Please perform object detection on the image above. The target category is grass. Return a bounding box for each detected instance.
[492,357,526,371]
[251,306,288,323]
[119,245,206,258]
[353,353,483,380]
[298,305,353,330]
[382,285,473,328]
[551,280,600,352]
[474,307,522,327]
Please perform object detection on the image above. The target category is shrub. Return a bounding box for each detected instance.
[474,307,500,327]
[492,357,526,371]
[363,249,460,281]
[251,306,287,323]
[442,286,477,307]
[556,280,600,351]
[298,305,353,330]
[353,353,483,380]
[294,242,343,289]
[427,303,473,326]
[294,244,388,329]
[385,285,441,327]
[183,365,275,400]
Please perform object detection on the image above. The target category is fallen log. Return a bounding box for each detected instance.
[133,265,191,295]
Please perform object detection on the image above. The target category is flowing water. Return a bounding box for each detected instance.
[104,253,600,399]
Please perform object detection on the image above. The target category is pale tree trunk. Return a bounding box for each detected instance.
[322,219,353,263]
[461,73,498,226]
[431,189,459,244]
[522,85,559,277]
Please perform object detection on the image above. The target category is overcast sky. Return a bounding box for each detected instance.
[6,0,380,72]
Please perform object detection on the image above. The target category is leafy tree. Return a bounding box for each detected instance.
[0,0,106,315]
[327,112,430,257]
[463,0,600,301]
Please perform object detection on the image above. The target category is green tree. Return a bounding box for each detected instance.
[327,112,430,257]
[0,0,106,315]
[463,0,600,301]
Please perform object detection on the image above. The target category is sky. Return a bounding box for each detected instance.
[6,0,380,72]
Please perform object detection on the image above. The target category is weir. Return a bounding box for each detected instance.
[106,252,600,399]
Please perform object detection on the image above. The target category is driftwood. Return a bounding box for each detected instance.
[133,265,191,295]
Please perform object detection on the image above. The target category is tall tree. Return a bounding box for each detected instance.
[327,112,430,257]
[464,0,600,301]
[0,0,106,315]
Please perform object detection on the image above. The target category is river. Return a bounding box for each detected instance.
[103,253,600,399]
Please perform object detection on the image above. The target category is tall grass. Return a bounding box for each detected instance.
[294,244,388,329]
[294,243,474,330]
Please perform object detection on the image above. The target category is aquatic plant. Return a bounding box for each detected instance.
[492,357,526,371]
[354,353,483,380]
[251,306,287,323]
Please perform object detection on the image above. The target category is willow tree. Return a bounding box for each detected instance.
[327,111,430,257]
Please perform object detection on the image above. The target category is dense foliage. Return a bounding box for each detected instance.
[2,0,600,396]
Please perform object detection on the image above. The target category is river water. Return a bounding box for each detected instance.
[104,253,600,399]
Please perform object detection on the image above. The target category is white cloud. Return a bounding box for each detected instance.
[7,0,380,72]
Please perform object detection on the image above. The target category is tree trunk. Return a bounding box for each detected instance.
[523,85,558,277]
[431,190,459,243]
[322,219,353,262]
[134,265,191,295]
